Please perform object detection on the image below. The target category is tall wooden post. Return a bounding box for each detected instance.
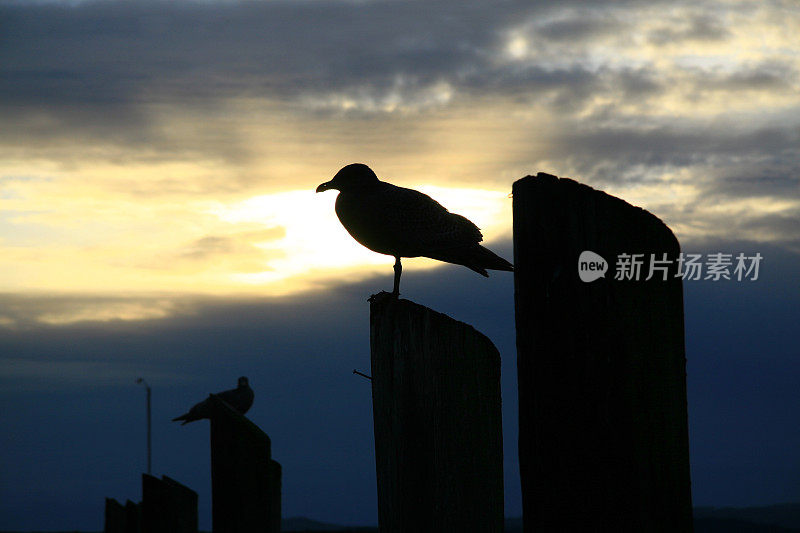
[513,173,693,531]
[370,297,504,533]
[209,395,281,533]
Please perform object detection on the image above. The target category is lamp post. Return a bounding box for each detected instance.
[135,378,152,475]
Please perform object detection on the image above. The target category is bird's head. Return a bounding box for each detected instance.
[316,163,379,193]
[237,376,249,388]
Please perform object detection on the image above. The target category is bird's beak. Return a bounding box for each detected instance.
[316,181,332,193]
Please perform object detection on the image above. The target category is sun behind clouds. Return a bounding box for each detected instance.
[206,185,512,291]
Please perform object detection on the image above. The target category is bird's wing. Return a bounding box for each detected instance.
[217,386,254,414]
[237,387,255,414]
[173,396,211,424]
[376,184,483,254]
[215,387,240,405]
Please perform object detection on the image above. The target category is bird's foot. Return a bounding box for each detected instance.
[368,291,399,303]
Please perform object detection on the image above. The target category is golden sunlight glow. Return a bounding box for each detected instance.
[506,34,529,60]
[0,182,514,326]
[36,299,183,325]
[0,178,515,325]
[2,0,798,326]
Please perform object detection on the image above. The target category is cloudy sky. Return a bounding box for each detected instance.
[1,0,799,530]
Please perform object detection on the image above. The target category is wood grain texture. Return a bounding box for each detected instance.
[513,172,693,532]
[141,474,198,533]
[209,396,280,533]
[370,297,504,533]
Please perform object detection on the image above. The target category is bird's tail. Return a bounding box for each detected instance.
[467,244,514,276]
[172,413,190,425]
[429,244,513,277]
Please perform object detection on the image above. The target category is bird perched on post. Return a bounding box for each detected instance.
[316,163,513,296]
[172,376,254,425]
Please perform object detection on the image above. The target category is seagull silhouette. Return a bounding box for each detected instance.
[172,376,254,425]
[316,163,513,296]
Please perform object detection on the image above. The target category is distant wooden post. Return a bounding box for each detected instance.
[124,500,141,533]
[513,173,693,531]
[269,460,282,533]
[104,498,125,533]
[141,474,198,533]
[370,297,504,533]
[209,395,281,533]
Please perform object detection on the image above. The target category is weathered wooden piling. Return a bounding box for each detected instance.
[513,173,693,531]
[209,394,281,533]
[269,460,282,533]
[141,474,198,533]
[124,500,141,533]
[103,497,142,533]
[370,296,504,533]
[104,498,125,533]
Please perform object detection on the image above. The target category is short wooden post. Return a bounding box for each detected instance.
[209,395,281,533]
[370,297,504,533]
[124,500,141,533]
[513,173,693,531]
[141,474,198,533]
[104,498,125,533]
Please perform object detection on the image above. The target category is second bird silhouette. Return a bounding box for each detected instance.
[316,163,513,296]
[172,376,254,425]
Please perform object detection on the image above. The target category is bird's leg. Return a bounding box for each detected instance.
[392,256,402,297]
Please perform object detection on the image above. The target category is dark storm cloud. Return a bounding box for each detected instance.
[0,96,256,169]
[0,0,524,106]
[717,63,796,92]
[739,211,800,247]
[4,0,793,184]
[483,64,601,96]
[719,172,800,200]
[1,0,791,122]
[534,9,624,42]
[647,13,730,45]
[682,60,799,96]
[615,66,664,98]
[0,0,682,114]
[551,123,800,179]
[0,0,536,167]
[536,119,800,246]
[1,0,795,244]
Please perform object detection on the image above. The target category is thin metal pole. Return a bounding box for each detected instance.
[146,385,152,475]
[136,378,152,475]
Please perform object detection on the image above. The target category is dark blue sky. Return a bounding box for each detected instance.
[2,239,799,530]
